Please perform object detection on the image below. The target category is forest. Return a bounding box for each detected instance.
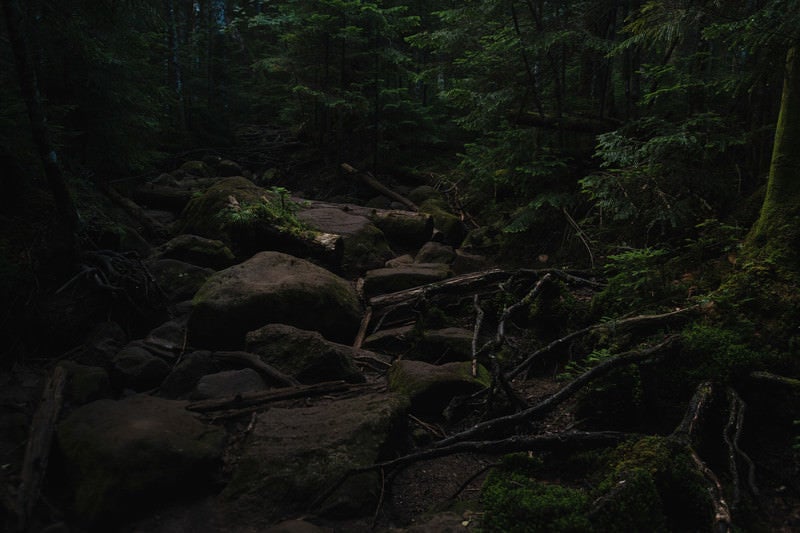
[1,0,799,531]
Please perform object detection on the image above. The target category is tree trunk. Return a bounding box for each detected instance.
[2,0,79,238]
[746,46,800,265]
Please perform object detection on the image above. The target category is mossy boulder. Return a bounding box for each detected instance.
[188,252,362,349]
[221,393,408,525]
[418,199,465,245]
[177,176,265,240]
[413,327,474,363]
[56,395,225,526]
[152,234,235,270]
[245,324,365,384]
[408,185,444,205]
[216,159,243,177]
[388,360,490,417]
[180,160,213,177]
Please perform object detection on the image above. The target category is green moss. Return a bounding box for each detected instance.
[482,468,591,533]
[419,198,464,244]
[592,436,712,532]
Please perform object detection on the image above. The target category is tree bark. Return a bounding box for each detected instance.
[746,46,800,262]
[2,0,79,238]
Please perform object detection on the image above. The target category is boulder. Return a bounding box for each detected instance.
[221,393,408,524]
[297,207,393,273]
[388,360,489,417]
[408,185,444,205]
[414,242,455,264]
[191,369,268,400]
[451,249,491,275]
[188,252,362,349]
[414,328,474,363]
[146,258,215,302]
[362,325,416,355]
[135,176,218,212]
[144,317,187,355]
[177,176,265,239]
[180,160,213,177]
[159,351,220,399]
[385,254,414,268]
[245,324,366,384]
[364,263,451,297]
[152,234,235,270]
[216,159,243,177]
[57,395,225,526]
[418,199,465,246]
[57,361,112,405]
[78,321,127,366]
[111,343,171,391]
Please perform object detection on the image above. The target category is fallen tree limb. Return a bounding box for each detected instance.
[186,380,351,413]
[312,430,632,511]
[16,365,67,532]
[436,336,679,448]
[341,163,418,211]
[212,351,300,387]
[507,306,698,380]
[748,371,800,390]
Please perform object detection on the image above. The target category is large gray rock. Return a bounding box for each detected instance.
[388,360,489,417]
[297,207,393,273]
[111,343,171,391]
[414,242,455,265]
[188,252,362,349]
[221,393,408,524]
[245,324,366,384]
[192,368,268,400]
[57,395,225,526]
[364,263,451,297]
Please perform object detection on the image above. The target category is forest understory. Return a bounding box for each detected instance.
[2,1,800,532]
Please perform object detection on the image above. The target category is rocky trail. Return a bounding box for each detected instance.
[2,156,797,533]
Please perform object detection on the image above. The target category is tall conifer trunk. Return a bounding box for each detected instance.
[2,0,79,239]
[746,45,800,265]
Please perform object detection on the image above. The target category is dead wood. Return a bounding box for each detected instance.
[212,351,300,387]
[100,183,169,239]
[312,430,631,512]
[353,306,372,350]
[15,365,67,532]
[748,370,800,390]
[341,163,418,211]
[186,380,351,413]
[670,381,733,533]
[507,306,698,380]
[436,336,679,448]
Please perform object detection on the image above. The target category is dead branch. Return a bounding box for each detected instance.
[436,337,678,448]
[186,380,351,413]
[471,295,484,378]
[341,163,418,211]
[353,306,372,350]
[212,351,300,387]
[748,371,800,391]
[16,365,67,532]
[312,430,632,512]
[507,306,697,380]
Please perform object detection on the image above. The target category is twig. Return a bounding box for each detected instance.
[353,306,372,350]
[471,295,484,378]
[563,207,595,269]
[212,351,300,387]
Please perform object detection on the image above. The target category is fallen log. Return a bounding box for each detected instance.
[212,351,300,387]
[186,380,350,413]
[15,366,67,532]
[341,163,418,211]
